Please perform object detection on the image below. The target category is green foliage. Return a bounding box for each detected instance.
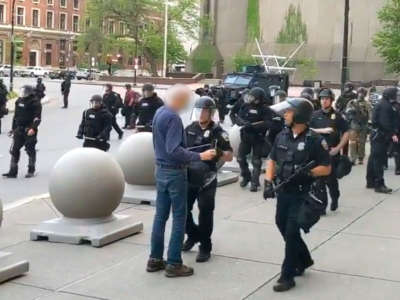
[7,91,18,100]
[190,43,218,73]
[79,0,198,75]
[276,4,308,44]
[247,0,260,41]
[373,0,400,74]
[232,49,258,72]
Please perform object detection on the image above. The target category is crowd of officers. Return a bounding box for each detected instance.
[1,77,400,292]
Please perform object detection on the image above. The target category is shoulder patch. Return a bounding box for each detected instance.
[321,139,329,151]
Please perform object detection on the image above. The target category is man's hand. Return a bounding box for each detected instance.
[329,147,340,156]
[27,129,36,136]
[200,149,217,161]
[392,135,399,143]
[263,180,275,200]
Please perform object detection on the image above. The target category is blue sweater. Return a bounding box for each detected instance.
[153,106,200,167]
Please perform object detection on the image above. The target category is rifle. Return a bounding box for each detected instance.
[273,160,316,192]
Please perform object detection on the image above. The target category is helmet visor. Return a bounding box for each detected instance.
[191,107,219,123]
[269,100,294,117]
[20,86,31,98]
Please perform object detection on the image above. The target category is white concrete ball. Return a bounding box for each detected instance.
[229,125,242,157]
[49,148,125,218]
[116,132,156,186]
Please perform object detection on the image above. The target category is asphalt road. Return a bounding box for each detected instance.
[0,77,144,204]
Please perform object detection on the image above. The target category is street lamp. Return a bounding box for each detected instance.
[341,0,350,93]
[9,0,17,92]
[162,0,169,78]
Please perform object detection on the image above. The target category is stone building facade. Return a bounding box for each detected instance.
[208,0,393,82]
[0,0,85,68]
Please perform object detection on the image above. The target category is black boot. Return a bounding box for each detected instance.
[25,165,36,178]
[273,278,295,292]
[330,199,338,211]
[182,238,198,252]
[2,159,18,178]
[375,185,392,194]
[196,250,211,263]
[240,177,250,188]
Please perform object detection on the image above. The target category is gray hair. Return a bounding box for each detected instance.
[165,84,193,105]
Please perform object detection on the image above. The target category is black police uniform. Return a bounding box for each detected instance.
[310,108,349,210]
[336,90,357,114]
[366,90,398,189]
[185,121,232,253]
[35,82,46,100]
[61,78,71,108]
[77,107,113,151]
[8,94,42,176]
[232,101,276,187]
[131,94,164,132]
[270,127,330,282]
[393,102,400,175]
[214,88,228,123]
[0,81,8,134]
[103,91,123,137]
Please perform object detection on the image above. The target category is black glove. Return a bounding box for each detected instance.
[76,135,83,139]
[263,180,275,200]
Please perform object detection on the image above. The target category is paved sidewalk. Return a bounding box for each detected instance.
[1,161,400,299]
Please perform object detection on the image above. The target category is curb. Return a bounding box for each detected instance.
[3,193,50,212]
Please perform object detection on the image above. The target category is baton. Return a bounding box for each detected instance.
[273,160,316,192]
[187,143,212,151]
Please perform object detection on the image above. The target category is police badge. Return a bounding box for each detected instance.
[331,114,336,120]
[297,142,305,151]
[204,130,210,138]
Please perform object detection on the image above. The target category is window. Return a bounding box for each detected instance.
[0,5,5,24]
[108,20,115,34]
[60,0,67,8]
[60,39,66,51]
[32,9,40,27]
[59,54,66,67]
[46,43,52,50]
[16,7,25,25]
[46,11,54,28]
[73,15,79,32]
[60,13,67,30]
[46,52,52,65]
[73,0,79,9]
[48,0,54,5]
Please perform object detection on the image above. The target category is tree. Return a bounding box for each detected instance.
[276,4,307,44]
[373,0,400,74]
[79,0,199,76]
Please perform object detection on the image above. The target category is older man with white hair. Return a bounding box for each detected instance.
[147,84,216,278]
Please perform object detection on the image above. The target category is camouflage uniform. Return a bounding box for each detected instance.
[346,97,371,164]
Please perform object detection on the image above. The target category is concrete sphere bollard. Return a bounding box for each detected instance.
[229,125,242,157]
[49,148,125,219]
[116,132,156,186]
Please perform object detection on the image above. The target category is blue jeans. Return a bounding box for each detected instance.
[150,167,188,265]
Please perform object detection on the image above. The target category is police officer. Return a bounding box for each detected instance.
[231,87,279,192]
[0,78,8,134]
[301,87,319,110]
[310,88,349,212]
[2,85,42,178]
[131,83,163,132]
[336,82,357,114]
[345,87,371,165]
[182,97,233,262]
[264,98,331,292]
[103,84,124,139]
[76,95,113,151]
[366,87,399,193]
[61,75,71,108]
[275,90,287,104]
[393,89,400,175]
[214,86,228,123]
[35,77,46,101]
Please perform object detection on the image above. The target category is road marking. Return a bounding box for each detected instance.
[4,193,49,211]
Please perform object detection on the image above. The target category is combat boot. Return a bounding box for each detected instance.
[273,278,295,292]
[250,184,258,192]
[165,264,194,278]
[196,250,211,263]
[25,166,36,178]
[182,238,198,252]
[2,159,18,178]
[240,177,251,188]
[375,185,392,194]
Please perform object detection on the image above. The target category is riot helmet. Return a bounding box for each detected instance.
[344,82,354,93]
[270,98,314,125]
[191,96,218,125]
[275,90,287,103]
[357,87,368,100]
[90,94,103,109]
[20,85,35,98]
[319,88,335,101]
[142,83,155,98]
[382,87,398,103]
[37,77,42,84]
[301,88,314,102]
[245,87,266,105]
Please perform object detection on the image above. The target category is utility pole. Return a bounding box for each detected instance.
[341,0,350,93]
[134,0,138,86]
[162,0,168,78]
[9,0,16,92]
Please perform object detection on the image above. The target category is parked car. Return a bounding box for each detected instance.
[76,69,92,80]
[21,66,50,77]
[0,65,11,77]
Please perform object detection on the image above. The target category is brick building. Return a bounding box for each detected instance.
[0,0,86,68]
